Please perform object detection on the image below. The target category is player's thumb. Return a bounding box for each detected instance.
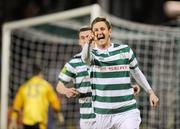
[150,99,154,107]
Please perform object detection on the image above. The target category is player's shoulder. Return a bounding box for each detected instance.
[66,54,80,64]
[43,79,52,87]
[34,76,51,86]
[18,83,26,91]
[66,53,83,68]
[113,42,128,47]
[67,53,81,61]
[112,42,130,50]
[20,76,51,90]
[73,53,81,58]
[68,53,81,62]
[37,77,52,88]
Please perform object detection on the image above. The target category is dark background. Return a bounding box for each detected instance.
[1,0,180,26]
[0,0,180,64]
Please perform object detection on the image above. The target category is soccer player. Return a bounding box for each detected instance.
[56,26,141,129]
[56,26,96,129]
[9,64,64,129]
[81,17,159,129]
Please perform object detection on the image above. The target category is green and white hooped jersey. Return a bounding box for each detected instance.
[91,43,138,114]
[58,53,95,120]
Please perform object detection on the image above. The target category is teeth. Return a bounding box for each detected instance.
[97,35,104,40]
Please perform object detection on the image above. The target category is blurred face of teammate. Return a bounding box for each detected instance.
[92,21,112,49]
[79,30,93,47]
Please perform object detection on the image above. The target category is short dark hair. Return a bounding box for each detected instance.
[79,26,91,32]
[91,17,111,30]
[32,64,42,75]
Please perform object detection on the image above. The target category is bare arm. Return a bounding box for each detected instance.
[56,81,78,98]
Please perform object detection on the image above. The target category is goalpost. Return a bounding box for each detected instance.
[1,4,101,129]
[1,4,180,129]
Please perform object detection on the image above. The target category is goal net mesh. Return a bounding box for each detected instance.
[3,6,180,129]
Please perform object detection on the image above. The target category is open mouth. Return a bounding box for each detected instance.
[97,34,105,40]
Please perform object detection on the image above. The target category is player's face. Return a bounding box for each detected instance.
[79,30,93,47]
[92,21,111,49]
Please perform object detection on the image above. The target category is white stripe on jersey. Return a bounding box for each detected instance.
[95,88,133,97]
[58,73,73,82]
[76,65,89,73]
[65,63,76,73]
[80,107,94,114]
[93,52,129,62]
[91,77,130,85]
[76,76,91,84]
[77,87,92,93]
[94,44,128,54]
[94,99,136,109]
[69,58,81,63]
[130,58,138,67]
[110,44,128,52]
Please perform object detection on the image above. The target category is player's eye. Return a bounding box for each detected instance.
[93,28,98,32]
[100,27,105,31]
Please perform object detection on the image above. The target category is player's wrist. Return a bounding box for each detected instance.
[147,89,155,96]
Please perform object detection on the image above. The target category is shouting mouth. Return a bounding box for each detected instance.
[97,34,105,40]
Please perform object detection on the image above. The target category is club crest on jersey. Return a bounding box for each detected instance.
[119,52,127,59]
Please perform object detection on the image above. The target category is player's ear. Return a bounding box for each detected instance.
[79,38,82,46]
[109,28,112,36]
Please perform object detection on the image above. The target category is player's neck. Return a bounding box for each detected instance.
[97,41,111,50]
[37,73,44,78]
